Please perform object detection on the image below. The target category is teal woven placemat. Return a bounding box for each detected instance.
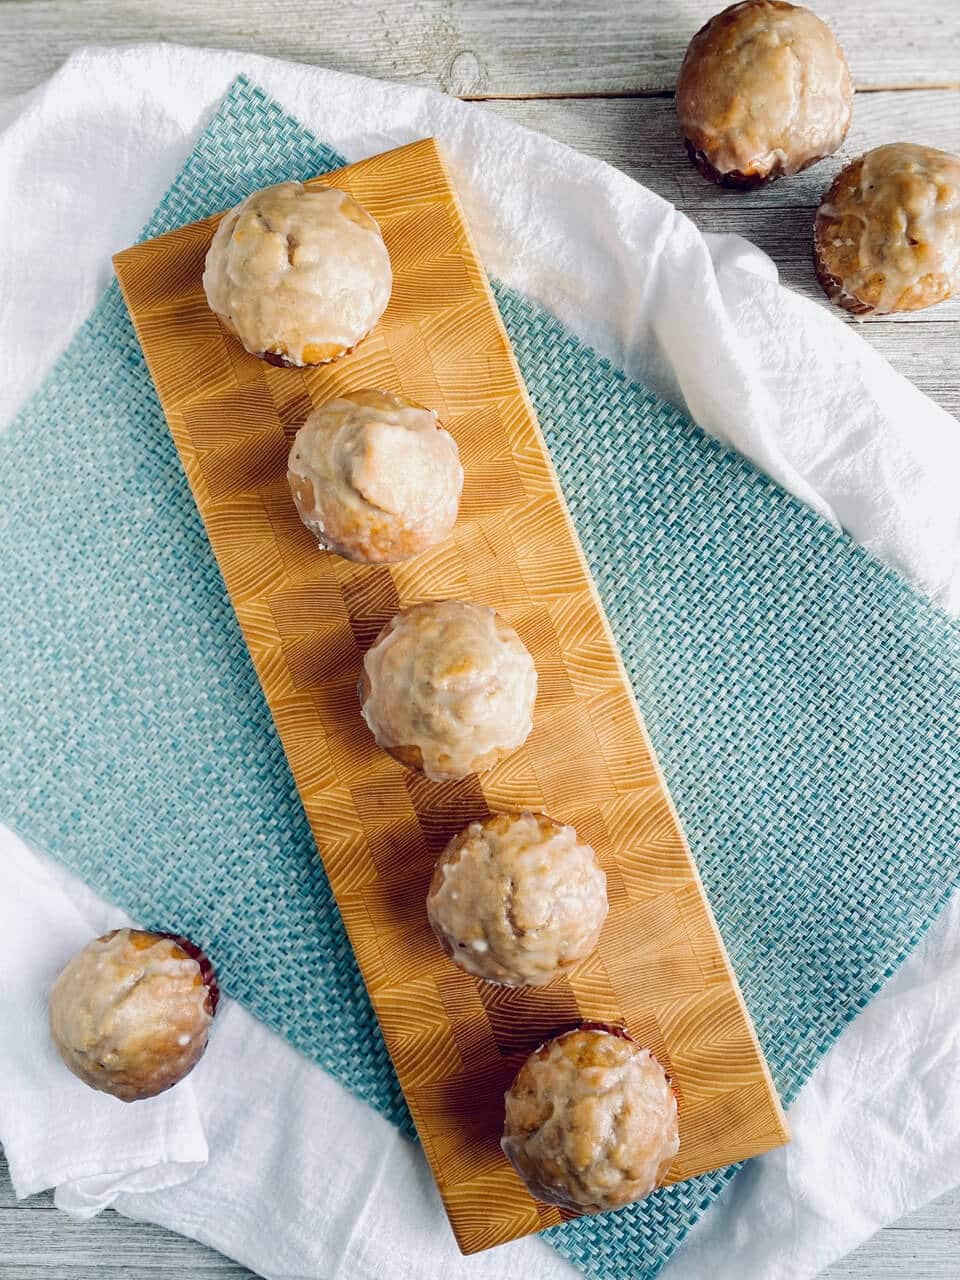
[2,76,959,1278]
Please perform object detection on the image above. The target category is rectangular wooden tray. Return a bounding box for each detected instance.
[114,137,788,1255]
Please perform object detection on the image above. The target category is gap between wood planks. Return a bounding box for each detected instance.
[462,83,960,100]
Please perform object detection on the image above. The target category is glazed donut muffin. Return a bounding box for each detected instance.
[48,929,219,1102]
[814,143,960,315]
[287,390,463,563]
[502,1025,679,1212]
[677,1,853,188]
[427,811,608,986]
[203,181,392,366]
[359,600,537,782]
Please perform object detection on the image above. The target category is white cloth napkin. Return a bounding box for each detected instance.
[0,832,573,1278]
[1,43,958,1280]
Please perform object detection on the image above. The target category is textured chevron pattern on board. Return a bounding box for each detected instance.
[113,136,789,1255]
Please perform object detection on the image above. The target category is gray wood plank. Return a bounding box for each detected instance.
[826,1232,960,1278]
[482,90,960,211]
[822,1187,960,1277]
[1,0,959,101]
[860,324,960,419]
[881,1186,960,1232]
[0,1154,258,1276]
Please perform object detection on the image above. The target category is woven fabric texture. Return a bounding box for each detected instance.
[1,77,959,1279]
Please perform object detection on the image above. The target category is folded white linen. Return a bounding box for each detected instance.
[1,43,957,1280]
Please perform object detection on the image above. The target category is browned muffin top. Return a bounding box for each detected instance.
[427,811,608,986]
[288,389,463,564]
[203,181,392,366]
[48,928,217,1101]
[359,601,537,782]
[815,143,960,315]
[501,1026,679,1212]
[677,0,852,186]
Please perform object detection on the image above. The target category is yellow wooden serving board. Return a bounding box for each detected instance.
[114,137,788,1255]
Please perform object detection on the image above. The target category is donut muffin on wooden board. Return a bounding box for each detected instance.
[114,136,789,1254]
[359,600,537,781]
[203,181,391,366]
[427,811,608,987]
[502,1025,679,1212]
[287,389,463,563]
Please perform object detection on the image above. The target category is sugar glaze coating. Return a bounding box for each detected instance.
[48,929,217,1102]
[359,600,537,782]
[502,1026,679,1212]
[427,811,608,986]
[203,181,392,366]
[814,143,960,315]
[677,1,852,186]
[288,389,462,563]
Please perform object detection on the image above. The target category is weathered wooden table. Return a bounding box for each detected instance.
[1,2,958,1276]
